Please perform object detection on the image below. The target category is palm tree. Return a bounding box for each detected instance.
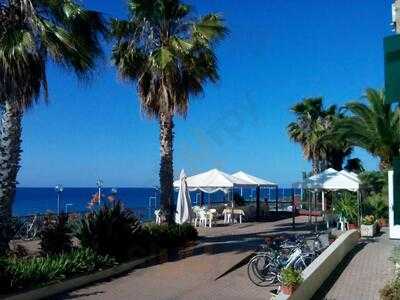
[288,98,353,174]
[111,0,227,222]
[336,88,400,171]
[344,158,365,173]
[288,98,324,174]
[0,0,106,252]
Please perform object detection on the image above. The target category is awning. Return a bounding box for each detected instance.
[302,168,360,192]
[231,171,277,187]
[173,168,252,194]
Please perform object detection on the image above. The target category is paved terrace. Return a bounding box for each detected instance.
[316,228,398,300]
[56,216,315,300]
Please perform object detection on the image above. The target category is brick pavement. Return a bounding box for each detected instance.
[56,216,312,300]
[321,229,398,300]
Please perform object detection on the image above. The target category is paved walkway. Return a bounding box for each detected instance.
[56,216,313,300]
[319,229,398,300]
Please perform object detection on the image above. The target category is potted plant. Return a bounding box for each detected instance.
[363,193,389,228]
[333,193,359,230]
[280,267,302,295]
[360,215,377,237]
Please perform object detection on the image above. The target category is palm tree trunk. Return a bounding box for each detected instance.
[312,158,319,175]
[0,101,22,253]
[159,111,174,224]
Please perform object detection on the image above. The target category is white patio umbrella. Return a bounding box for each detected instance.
[175,169,192,224]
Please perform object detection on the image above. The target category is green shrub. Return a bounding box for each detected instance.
[0,216,21,255]
[281,267,302,287]
[76,201,142,261]
[333,193,358,224]
[380,276,400,300]
[363,193,388,220]
[2,248,115,292]
[142,223,198,252]
[362,215,375,225]
[0,259,11,293]
[360,171,386,195]
[40,214,72,256]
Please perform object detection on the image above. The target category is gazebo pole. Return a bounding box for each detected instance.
[231,187,234,224]
[256,185,260,221]
[200,191,205,206]
[357,190,361,227]
[292,187,295,229]
[275,186,279,213]
[314,191,318,232]
[308,190,312,223]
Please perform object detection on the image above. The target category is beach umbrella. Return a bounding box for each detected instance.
[175,169,192,224]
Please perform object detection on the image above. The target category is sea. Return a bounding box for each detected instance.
[13,187,300,220]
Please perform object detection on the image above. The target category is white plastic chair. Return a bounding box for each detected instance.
[192,206,200,227]
[154,209,165,224]
[208,209,217,228]
[198,209,208,227]
[223,209,232,224]
[237,210,245,224]
[338,216,346,231]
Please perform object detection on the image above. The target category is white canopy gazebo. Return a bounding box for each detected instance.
[232,171,277,220]
[232,171,277,187]
[173,168,251,193]
[173,168,252,208]
[301,168,362,226]
[303,168,360,192]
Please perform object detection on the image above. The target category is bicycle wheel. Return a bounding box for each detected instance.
[293,257,307,271]
[247,254,277,286]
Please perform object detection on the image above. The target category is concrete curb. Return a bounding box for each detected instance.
[276,229,360,300]
[3,255,158,300]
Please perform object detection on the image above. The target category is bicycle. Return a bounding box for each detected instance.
[247,234,325,286]
[14,215,41,241]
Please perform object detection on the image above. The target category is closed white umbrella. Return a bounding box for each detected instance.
[175,169,192,224]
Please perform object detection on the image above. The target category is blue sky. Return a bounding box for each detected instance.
[19,0,391,187]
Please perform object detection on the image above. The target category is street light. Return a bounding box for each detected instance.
[55,184,64,215]
[96,178,104,206]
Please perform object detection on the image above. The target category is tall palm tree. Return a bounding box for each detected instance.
[111,0,227,222]
[288,98,352,174]
[344,158,365,173]
[336,88,400,171]
[288,98,324,174]
[0,0,106,252]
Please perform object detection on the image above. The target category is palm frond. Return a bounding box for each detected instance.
[111,0,227,118]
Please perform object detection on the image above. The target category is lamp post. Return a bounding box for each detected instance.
[96,178,103,206]
[55,184,64,215]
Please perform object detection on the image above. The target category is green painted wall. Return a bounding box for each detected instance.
[394,158,400,225]
[384,35,400,103]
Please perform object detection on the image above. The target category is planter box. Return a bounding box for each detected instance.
[360,223,377,237]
